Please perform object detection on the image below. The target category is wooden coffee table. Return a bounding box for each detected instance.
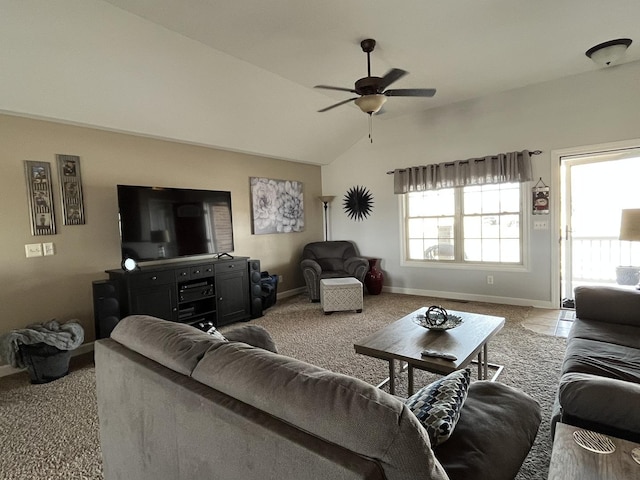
[354,307,505,395]
[548,423,640,479]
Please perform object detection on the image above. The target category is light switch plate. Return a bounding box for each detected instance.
[533,220,548,230]
[25,243,43,257]
[43,242,55,256]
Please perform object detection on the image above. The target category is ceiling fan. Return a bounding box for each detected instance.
[315,38,436,115]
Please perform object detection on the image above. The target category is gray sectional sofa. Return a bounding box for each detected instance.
[95,315,541,480]
[552,286,640,442]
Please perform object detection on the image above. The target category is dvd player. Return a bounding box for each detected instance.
[180,280,209,290]
[179,287,214,302]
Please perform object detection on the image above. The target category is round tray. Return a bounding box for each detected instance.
[572,429,616,454]
[413,314,463,331]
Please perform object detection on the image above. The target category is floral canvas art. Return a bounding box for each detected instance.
[250,177,304,234]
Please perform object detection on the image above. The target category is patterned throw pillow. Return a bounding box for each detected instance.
[404,368,471,446]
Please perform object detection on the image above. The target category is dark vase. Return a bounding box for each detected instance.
[364,258,384,295]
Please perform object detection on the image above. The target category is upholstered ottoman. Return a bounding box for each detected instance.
[320,278,363,314]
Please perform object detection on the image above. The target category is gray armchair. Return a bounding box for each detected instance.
[301,241,369,302]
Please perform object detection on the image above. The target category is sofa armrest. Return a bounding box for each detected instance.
[575,286,640,326]
[301,258,321,275]
[221,325,278,353]
[559,371,640,434]
[344,256,369,278]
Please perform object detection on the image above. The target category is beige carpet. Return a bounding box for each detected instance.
[0,292,566,480]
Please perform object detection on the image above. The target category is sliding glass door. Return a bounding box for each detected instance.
[560,147,640,305]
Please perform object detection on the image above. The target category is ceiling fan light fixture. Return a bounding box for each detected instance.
[355,94,387,114]
[585,38,632,67]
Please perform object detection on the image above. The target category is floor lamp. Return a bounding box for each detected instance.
[319,196,335,241]
[619,208,640,289]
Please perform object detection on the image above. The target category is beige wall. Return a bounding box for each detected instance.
[0,114,322,355]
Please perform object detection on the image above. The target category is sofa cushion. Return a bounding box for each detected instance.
[435,381,541,480]
[562,337,640,383]
[220,324,277,353]
[569,319,640,350]
[405,369,471,446]
[192,341,449,480]
[559,371,640,435]
[575,286,640,327]
[111,315,226,376]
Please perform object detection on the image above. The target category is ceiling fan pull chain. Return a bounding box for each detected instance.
[368,113,373,143]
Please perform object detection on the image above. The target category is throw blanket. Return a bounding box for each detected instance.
[0,320,84,368]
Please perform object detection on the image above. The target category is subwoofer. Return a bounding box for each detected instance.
[92,280,121,339]
[248,259,263,318]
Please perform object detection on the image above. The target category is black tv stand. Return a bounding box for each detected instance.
[216,252,234,259]
[103,257,250,337]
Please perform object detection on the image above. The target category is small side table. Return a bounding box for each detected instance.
[548,423,640,479]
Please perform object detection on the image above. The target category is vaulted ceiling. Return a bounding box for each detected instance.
[2,1,639,164]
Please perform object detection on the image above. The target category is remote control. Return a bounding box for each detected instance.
[421,350,457,361]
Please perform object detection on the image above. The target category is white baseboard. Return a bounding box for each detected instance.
[277,287,306,299]
[382,286,556,309]
[0,341,95,378]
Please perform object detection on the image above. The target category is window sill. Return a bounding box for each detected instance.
[400,259,529,273]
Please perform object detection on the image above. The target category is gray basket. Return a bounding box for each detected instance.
[19,343,71,384]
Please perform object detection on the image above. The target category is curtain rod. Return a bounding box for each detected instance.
[386,150,542,175]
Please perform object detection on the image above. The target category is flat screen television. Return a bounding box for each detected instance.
[117,184,234,262]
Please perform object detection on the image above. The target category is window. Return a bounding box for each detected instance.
[404,183,522,264]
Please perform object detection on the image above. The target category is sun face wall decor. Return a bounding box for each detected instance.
[343,185,374,221]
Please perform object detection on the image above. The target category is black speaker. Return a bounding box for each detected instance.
[248,259,263,318]
[92,280,121,339]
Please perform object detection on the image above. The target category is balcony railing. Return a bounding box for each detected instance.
[570,235,640,284]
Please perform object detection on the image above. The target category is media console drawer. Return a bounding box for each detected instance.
[214,260,245,273]
[191,264,214,279]
[129,270,175,288]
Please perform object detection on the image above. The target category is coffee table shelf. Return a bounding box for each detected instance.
[354,307,505,395]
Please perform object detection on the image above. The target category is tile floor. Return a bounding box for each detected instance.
[522,308,575,338]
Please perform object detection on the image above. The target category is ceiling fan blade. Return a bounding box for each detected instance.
[318,97,358,112]
[314,85,358,93]
[377,68,408,91]
[384,88,436,97]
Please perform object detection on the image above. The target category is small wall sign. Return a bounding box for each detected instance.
[57,154,85,225]
[532,177,549,215]
[24,160,56,236]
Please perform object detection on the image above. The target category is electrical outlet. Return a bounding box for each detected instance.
[487,275,494,285]
[278,275,284,284]
[25,243,43,258]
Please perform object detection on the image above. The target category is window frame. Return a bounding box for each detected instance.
[400,183,530,272]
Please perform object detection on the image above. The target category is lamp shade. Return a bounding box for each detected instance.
[619,209,640,241]
[354,94,387,114]
[319,195,336,204]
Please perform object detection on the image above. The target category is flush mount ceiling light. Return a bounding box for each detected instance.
[585,38,632,67]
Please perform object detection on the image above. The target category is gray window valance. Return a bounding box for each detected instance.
[392,150,535,194]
